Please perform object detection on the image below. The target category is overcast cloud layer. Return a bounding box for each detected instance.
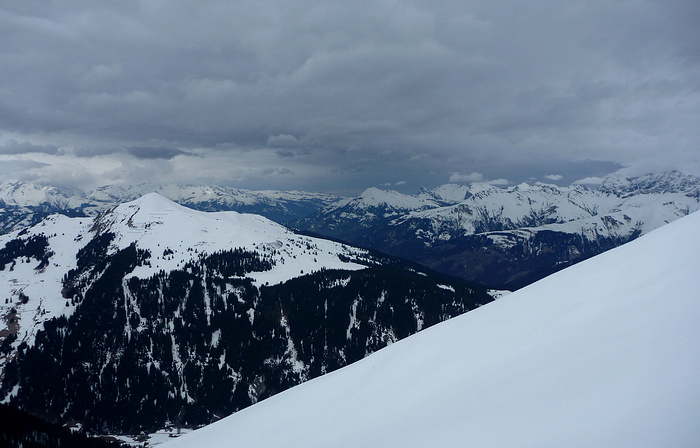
[1,0,698,194]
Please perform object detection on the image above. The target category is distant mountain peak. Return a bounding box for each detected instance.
[337,187,439,213]
[120,191,183,211]
[358,187,411,207]
[598,170,700,196]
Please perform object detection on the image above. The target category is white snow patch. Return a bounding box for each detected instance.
[111,427,194,447]
[210,329,221,348]
[487,289,511,300]
[246,308,255,326]
[346,298,360,340]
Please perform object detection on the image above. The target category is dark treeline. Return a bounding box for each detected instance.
[0,234,54,271]
[0,403,127,448]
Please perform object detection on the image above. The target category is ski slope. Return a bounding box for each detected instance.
[162,211,700,448]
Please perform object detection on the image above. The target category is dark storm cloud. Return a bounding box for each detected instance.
[126,146,190,160]
[0,0,698,192]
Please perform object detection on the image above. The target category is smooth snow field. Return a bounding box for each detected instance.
[162,211,700,448]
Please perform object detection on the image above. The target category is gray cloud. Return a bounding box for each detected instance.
[0,160,51,177]
[0,140,59,155]
[450,172,484,183]
[267,134,300,147]
[275,150,297,158]
[261,167,294,176]
[0,0,698,193]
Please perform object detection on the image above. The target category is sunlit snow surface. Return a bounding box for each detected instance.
[162,211,700,448]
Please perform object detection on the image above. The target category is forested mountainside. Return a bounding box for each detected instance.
[0,194,492,434]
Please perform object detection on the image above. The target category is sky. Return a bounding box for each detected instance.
[1,0,699,195]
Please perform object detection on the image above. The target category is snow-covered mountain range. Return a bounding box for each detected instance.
[294,171,700,288]
[2,171,697,290]
[0,181,340,234]
[0,194,492,433]
[161,210,700,448]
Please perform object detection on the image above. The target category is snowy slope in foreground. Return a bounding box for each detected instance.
[164,211,700,448]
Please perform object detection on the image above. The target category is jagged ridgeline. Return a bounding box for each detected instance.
[0,228,491,434]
